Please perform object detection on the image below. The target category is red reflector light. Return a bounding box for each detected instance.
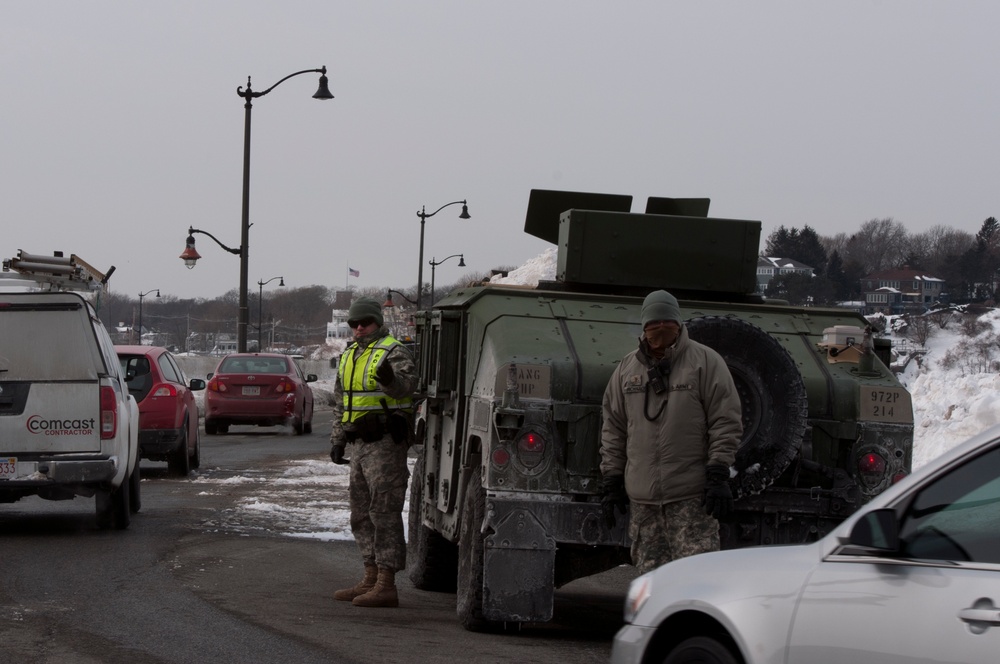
[491,447,510,468]
[891,472,908,484]
[100,386,117,439]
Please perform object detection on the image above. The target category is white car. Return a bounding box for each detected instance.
[612,425,1000,664]
[0,253,140,529]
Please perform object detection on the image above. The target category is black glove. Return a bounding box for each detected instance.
[375,360,395,386]
[601,475,629,529]
[702,464,733,520]
[330,445,348,465]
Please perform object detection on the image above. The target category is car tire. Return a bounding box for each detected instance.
[303,418,313,435]
[686,316,809,498]
[168,421,191,477]
[129,456,141,514]
[293,412,304,436]
[457,464,494,631]
[205,419,218,436]
[96,470,131,530]
[663,636,741,664]
[218,423,229,435]
[407,451,458,592]
[190,426,201,470]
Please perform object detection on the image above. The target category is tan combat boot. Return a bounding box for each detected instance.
[334,563,378,602]
[352,566,399,608]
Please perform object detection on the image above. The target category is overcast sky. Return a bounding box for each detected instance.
[3,2,998,300]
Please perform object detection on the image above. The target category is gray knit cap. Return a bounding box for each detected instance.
[640,290,682,327]
[347,297,384,327]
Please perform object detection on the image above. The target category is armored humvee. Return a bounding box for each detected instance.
[406,190,913,630]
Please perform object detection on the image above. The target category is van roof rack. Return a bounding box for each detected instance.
[1,251,113,293]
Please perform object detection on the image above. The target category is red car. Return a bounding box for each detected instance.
[204,353,316,435]
[116,345,206,477]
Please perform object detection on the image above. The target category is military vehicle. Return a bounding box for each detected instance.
[406,189,913,630]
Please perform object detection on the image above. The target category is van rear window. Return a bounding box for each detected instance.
[0,306,103,380]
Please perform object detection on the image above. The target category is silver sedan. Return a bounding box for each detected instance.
[611,426,1000,664]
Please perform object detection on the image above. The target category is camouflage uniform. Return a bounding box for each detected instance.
[331,326,417,571]
[629,500,720,574]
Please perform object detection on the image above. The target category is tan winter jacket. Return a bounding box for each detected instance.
[600,325,742,505]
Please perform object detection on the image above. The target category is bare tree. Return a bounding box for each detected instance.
[846,218,910,274]
[905,315,935,347]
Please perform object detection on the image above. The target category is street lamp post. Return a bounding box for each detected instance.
[137,289,159,345]
[428,254,465,306]
[179,66,333,353]
[257,276,284,351]
[416,200,470,309]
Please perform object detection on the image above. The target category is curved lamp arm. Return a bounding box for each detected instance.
[417,200,469,221]
[188,226,241,256]
[238,67,332,100]
[429,253,465,268]
[384,289,418,307]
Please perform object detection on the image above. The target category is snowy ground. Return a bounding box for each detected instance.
[189,248,999,541]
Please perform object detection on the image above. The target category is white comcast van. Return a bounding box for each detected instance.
[0,252,140,529]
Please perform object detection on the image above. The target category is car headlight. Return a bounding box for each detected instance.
[624,575,652,623]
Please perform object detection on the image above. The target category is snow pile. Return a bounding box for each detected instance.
[896,308,1000,468]
[489,247,557,286]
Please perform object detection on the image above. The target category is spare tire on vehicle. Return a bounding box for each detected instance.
[686,316,809,498]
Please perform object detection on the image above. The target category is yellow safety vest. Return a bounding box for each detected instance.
[339,335,413,423]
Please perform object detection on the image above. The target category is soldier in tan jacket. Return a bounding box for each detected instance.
[600,290,743,573]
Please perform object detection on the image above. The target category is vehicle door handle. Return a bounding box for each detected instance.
[958,599,1000,634]
[958,608,1000,624]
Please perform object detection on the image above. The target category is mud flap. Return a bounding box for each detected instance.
[483,508,557,622]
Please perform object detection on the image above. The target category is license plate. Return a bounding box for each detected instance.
[242,386,261,396]
[0,457,16,480]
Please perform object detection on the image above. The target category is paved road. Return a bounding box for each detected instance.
[0,409,635,663]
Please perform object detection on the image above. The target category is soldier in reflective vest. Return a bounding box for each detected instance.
[330,297,417,608]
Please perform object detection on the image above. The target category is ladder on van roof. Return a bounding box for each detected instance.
[1,250,113,292]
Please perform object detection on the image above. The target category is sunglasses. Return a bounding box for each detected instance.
[349,317,376,329]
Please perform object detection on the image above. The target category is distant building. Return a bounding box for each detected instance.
[860,267,946,315]
[756,257,815,294]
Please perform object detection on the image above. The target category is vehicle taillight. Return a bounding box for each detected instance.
[516,431,545,469]
[100,386,117,439]
[857,451,887,487]
[275,379,295,394]
[207,377,226,392]
[152,385,177,398]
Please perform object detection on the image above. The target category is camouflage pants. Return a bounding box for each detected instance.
[347,436,409,571]
[629,498,720,574]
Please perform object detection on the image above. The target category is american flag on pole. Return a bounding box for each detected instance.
[349,267,360,277]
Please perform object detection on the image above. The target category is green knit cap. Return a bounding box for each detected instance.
[347,297,384,327]
[640,290,681,327]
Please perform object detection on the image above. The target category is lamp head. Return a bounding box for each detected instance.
[155,289,161,298]
[458,254,466,267]
[383,290,395,308]
[313,69,334,100]
[279,277,285,287]
[459,203,471,219]
[180,233,201,269]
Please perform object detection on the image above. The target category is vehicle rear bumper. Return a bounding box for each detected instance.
[0,457,120,486]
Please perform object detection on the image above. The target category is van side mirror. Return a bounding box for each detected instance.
[848,508,900,552]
